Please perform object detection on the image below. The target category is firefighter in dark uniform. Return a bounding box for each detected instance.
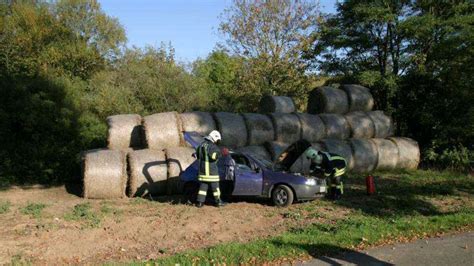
[305,148,346,200]
[195,130,226,208]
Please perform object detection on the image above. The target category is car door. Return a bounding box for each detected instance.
[232,155,263,196]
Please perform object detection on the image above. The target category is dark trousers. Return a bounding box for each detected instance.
[197,181,221,203]
[328,174,344,199]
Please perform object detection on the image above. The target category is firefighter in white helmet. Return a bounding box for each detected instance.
[195,130,226,207]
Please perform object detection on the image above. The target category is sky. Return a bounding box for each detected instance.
[100,0,337,62]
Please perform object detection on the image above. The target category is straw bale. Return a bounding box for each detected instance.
[350,139,378,173]
[83,149,127,199]
[213,112,248,148]
[388,137,420,170]
[259,95,296,113]
[236,146,272,162]
[307,86,349,114]
[107,114,143,150]
[295,113,326,143]
[319,114,351,139]
[341,84,374,112]
[320,139,354,170]
[268,113,302,143]
[367,111,394,138]
[166,147,196,195]
[370,138,399,170]
[344,111,375,138]
[128,149,167,197]
[180,111,216,135]
[143,112,181,149]
[242,113,275,145]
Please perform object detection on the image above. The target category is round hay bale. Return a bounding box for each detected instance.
[319,114,350,139]
[367,111,394,138]
[268,113,302,143]
[344,111,375,138]
[242,113,275,146]
[320,139,354,170]
[180,111,216,136]
[388,137,420,170]
[259,95,296,113]
[236,146,272,162]
[143,112,181,149]
[350,139,378,173]
[370,139,399,170]
[264,141,290,161]
[311,142,327,152]
[83,149,127,199]
[128,149,168,197]
[296,113,326,143]
[213,112,247,148]
[166,147,196,195]
[106,114,143,150]
[307,86,349,114]
[341,84,374,112]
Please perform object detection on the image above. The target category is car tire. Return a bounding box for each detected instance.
[184,182,198,203]
[272,185,294,207]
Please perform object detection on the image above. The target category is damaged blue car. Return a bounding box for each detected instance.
[180,132,327,207]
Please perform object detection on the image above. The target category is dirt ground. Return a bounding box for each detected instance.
[0,185,346,265]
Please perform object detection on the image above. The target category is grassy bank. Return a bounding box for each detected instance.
[141,170,474,265]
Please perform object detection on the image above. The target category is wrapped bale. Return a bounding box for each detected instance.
[388,137,420,170]
[242,113,275,146]
[341,84,374,112]
[259,95,296,113]
[307,86,349,114]
[83,149,127,199]
[296,113,326,143]
[370,139,399,170]
[268,113,302,143]
[320,139,354,170]
[128,149,168,197]
[213,112,248,148]
[166,147,196,195]
[344,111,375,138]
[143,112,181,149]
[367,111,394,138]
[107,114,143,150]
[236,146,272,161]
[350,139,378,173]
[319,114,351,140]
[180,111,216,136]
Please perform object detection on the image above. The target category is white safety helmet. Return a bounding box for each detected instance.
[206,130,222,143]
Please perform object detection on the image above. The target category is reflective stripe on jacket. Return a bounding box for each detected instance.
[196,140,221,182]
[311,152,347,177]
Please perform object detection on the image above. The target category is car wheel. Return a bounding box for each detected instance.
[272,185,294,207]
[184,182,198,203]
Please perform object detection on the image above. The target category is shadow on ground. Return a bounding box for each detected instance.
[334,173,473,218]
[271,241,393,266]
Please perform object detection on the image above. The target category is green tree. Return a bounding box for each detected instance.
[219,0,319,106]
[307,0,473,169]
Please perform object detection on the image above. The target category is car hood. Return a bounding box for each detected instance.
[183,131,206,148]
[273,139,312,172]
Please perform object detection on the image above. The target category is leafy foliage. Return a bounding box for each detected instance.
[306,0,473,170]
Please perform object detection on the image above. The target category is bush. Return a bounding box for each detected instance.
[425,144,473,172]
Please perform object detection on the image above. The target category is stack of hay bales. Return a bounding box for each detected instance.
[259,95,296,113]
[82,84,420,199]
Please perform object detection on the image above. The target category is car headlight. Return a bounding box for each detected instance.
[305,178,316,186]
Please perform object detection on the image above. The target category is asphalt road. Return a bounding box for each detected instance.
[299,232,473,266]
